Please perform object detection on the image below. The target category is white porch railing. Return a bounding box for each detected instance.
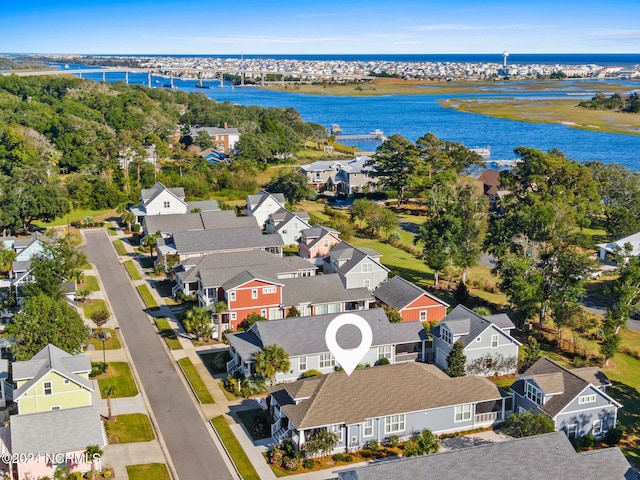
[475,411,499,424]
[226,356,239,373]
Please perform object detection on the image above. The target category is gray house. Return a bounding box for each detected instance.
[339,431,637,480]
[226,308,427,382]
[323,242,389,291]
[511,357,621,438]
[431,305,521,376]
[264,209,311,245]
[268,362,508,449]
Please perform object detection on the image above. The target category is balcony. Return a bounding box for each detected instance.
[475,411,501,424]
[395,352,421,363]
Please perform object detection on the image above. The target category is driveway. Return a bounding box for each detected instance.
[83,231,234,480]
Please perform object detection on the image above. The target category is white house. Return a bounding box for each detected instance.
[246,190,287,230]
[265,209,311,245]
[597,231,640,262]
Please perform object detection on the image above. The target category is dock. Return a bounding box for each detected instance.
[335,129,387,142]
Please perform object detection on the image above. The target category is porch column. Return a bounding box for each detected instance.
[298,429,305,450]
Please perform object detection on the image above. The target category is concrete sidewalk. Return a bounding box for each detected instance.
[102,442,166,480]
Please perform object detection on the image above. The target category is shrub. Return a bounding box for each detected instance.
[131,224,141,233]
[387,435,400,448]
[367,439,379,451]
[402,439,419,457]
[344,455,353,462]
[268,446,284,465]
[302,369,322,378]
[90,362,108,378]
[282,456,300,471]
[378,357,390,365]
[583,434,596,448]
[303,459,315,469]
[605,426,623,445]
[332,453,346,462]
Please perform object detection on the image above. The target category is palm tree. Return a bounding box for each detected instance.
[102,385,116,421]
[183,306,212,341]
[143,231,161,258]
[255,344,290,385]
[121,210,136,231]
[213,301,228,341]
[85,445,103,480]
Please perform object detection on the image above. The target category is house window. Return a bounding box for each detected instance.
[299,357,307,371]
[328,424,343,442]
[315,172,322,181]
[420,311,427,321]
[261,309,267,317]
[485,357,493,369]
[491,334,499,348]
[229,291,236,302]
[323,239,329,248]
[476,337,482,342]
[64,379,70,384]
[441,328,452,344]
[384,414,405,434]
[593,419,603,436]
[364,279,371,289]
[362,262,372,273]
[319,353,335,368]
[269,308,284,320]
[363,419,374,437]
[263,286,277,294]
[377,346,392,361]
[454,404,472,422]
[566,424,578,438]
[579,394,597,404]
[230,312,237,321]
[43,381,52,396]
[252,289,258,299]
[50,405,60,411]
[525,383,543,405]
[163,201,170,208]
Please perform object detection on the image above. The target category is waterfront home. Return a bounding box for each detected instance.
[476,169,510,212]
[246,190,287,229]
[511,357,620,438]
[300,157,376,194]
[322,242,389,291]
[188,124,241,152]
[431,305,520,376]
[264,209,311,245]
[597,230,640,262]
[267,362,508,449]
[338,432,637,480]
[226,308,427,381]
[373,275,449,323]
[298,225,341,266]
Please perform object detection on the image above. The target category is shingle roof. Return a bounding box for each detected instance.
[247,190,286,213]
[221,270,283,291]
[186,200,220,212]
[281,274,372,306]
[432,305,517,348]
[483,313,515,330]
[269,362,501,430]
[374,276,449,311]
[144,210,255,235]
[227,308,426,359]
[11,405,106,455]
[572,366,613,388]
[141,182,185,204]
[13,231,54,249]
[339,432,637,480]
[513,357,620,417]
[172,227,284,254]
[301,226,340,249]
[13,344,93,399]
[325,242,388,275]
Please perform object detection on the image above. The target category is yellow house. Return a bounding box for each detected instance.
[12,344,93,414]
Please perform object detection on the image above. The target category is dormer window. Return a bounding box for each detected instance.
[526,382,543,405]
[362,262,372,273]
[441,328,452,344]
[579,394,596,404]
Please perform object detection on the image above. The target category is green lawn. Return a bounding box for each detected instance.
[126,463,170,480]
[32,208,116,228]
[113,239,128,256]
[155,317,182,350]
[177,357,215,404]
[124,260,142,280]
[82,299,109,320]
[107,414,155,443]
[97,362,139,398]
[79,275,100,292]
[199,350,231,375]
[137,284,159,309]
[219,381,239,401]
[211,416,260,480]
[107,226,118,236]
[87,328,121,350]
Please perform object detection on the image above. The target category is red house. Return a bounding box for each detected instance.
[222,271,284,327]
[374,276,449,323]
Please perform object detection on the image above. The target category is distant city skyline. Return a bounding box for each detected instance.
[2,0,640,55]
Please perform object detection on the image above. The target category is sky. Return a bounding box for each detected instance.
[2,0,640,55]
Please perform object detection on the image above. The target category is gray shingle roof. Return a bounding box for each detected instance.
[247,190,286,213]
[325,242,388,275]
[145,210,255,236]
[339,432,637,480]
[513,357,619,417]
[13,344,93,399]
[281,274,372,306]
[11,405,106,455]
[227,308,426,359]
[484,313,515,330]
[221,270,283,291]
[433,305,516,348]
[186,200,220,212]
[13,231,55,249]
[141,182,185,204]
[172,227,284,254]
[300,226,340,249]
[269,362,501,430]
[572,366,613,388]
[374,276,449,310]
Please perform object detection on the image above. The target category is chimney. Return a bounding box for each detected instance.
[224,122,228,131]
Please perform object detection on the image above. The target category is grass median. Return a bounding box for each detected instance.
[155,317,182,350]
[126,463,170,480]
[177,357,214,404]
[106,414,155,443]
[87,328,121,350]
[124,259,142,280]
[113,239,128,256]
[211,416,260,480]
[97,362,139,398]
[137,284,159,309]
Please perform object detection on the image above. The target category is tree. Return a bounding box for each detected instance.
[521,336,541,371]
[143,231,161,258]
[453,183,488,284]
[304,429,340,460]
[350,198,377,228]
[444,341,467,377]
[287,305,300,318]
[255,344,290,385]
[366,134,419,206]
[0,246,16,276]
[183,306,212,341]
[403,429,440,457]
[89,306,110,329]
[242,312,266,329]
[383,305,402,323]
[367,208,399,240]
[502,411,555,437]
[8,293,89,360]
[265,168,314,205]
[120,210,135,231]
[84,445,103,480]
[102,385,116,421]
[213,301,227,341]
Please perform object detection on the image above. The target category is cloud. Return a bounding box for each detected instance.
[414,23,554,31]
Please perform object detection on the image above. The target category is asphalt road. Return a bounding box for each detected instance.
[83,231,234,480]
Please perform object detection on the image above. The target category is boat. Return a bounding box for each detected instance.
[470,146,491,159]
[195,84,210,89]
[64,64,69,69]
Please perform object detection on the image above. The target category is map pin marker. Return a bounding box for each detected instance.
[325,313,373,376]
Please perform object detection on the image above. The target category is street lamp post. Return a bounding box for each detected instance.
[101,331,111,366]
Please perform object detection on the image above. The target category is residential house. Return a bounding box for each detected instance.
[374,276,449,323]
[143,210,252,238]
[0,359,10,408]
[189,124,241,152]
[265,209,311,245]
[431,305,521,376]
[9,344,106,479]
[3,233,57,298]
[267,362,508,449]
[323,242,389,291]
[300,157,377,194]
[199,147,230,164]
[511,357,621,438]
[246,190,287,230]
[129,182,220,226]
[476,169,510,212]
[597,231,640,262]
[226,308,427,382]
[118,144,158,171]
[298,226,341,266]
[338,432,637,480]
